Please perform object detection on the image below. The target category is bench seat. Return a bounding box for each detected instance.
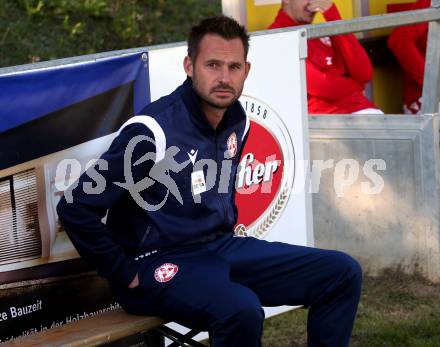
[3,308,165,347]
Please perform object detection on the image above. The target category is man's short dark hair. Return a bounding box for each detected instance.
[187,15,250,62]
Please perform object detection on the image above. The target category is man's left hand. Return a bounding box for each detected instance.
[307,0,333,13]
[128,274,139,289]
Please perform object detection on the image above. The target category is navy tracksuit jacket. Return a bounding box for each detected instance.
[57,78,362,347]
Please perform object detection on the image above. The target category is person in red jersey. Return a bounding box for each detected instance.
[269,0,382,114]
[388,0,429,115]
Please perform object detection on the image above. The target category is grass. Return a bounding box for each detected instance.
[262,271,440,346]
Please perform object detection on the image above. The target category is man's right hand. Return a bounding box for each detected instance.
[307,0,333,13]
[128,273,139,289]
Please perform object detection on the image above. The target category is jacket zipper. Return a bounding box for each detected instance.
[215,134,228,222]
[139,225,151,251]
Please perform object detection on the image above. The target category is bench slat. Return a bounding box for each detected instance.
[3,308,164,347]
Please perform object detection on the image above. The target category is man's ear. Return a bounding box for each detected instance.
[244,62,251,80]
[183,56,194,78]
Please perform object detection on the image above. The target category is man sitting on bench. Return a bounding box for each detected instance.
[388,0,429,115]
[57,15,362,347]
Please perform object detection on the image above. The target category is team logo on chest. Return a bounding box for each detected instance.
[187,149,198,165]
[154,263,179,283]
[227,132,238,158]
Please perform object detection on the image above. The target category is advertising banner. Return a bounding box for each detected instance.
[0,52,149,342]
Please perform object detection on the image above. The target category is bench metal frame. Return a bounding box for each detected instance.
[151,326,209,347]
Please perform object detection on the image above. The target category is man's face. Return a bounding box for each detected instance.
[184,34,250,111]
[284,0,315,24]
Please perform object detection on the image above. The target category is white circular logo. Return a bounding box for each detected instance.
[227,132,238,158]
[154,263,179,283]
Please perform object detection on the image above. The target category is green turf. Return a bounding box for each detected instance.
[263,271,440,347]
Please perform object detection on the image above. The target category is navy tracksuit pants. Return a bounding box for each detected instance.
[111,234,362,347]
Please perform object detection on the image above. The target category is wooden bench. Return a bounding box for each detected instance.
[2,308,208,347]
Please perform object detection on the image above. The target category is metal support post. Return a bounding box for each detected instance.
[422,1,440,114]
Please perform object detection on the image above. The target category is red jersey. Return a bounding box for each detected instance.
[269,5,377,114]
[388,0,429,112]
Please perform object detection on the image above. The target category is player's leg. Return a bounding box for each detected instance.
[209,235,362,347]
[111,246,265,347]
